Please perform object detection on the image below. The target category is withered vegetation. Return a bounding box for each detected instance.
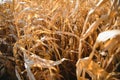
[0,0,120,80]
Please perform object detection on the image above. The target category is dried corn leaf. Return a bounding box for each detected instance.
[17,46,68,80]
[89,30,120,59]
[96,30,120,42]
[82,0,108,34]
[83,15,108,39]
[76,57,108,80]
[19,46,68,69]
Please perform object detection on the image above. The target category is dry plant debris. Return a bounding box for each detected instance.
[0,0,120,80]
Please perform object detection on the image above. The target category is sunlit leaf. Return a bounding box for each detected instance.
[96,30,120,42]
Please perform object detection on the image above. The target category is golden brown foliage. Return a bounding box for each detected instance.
[0,0,120,80]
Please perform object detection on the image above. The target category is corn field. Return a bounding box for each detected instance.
[0,0,120,80]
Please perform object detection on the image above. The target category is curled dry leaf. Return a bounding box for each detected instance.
[76,57,108,80]
[96,30,120,42]
[19,46,68,68]
[18,46,68,80]
[97,30,120,56]
[89,30,120,59]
